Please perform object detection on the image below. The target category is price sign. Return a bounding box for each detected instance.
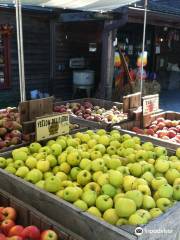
[36,113,69,141]
[142,94,159,115]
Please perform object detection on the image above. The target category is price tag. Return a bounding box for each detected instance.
[36,113,69,141]
[142,94,159,115]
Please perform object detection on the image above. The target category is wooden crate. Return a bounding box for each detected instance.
[0,132,179,240]
[55,98,128,130]
[0,188,82,240]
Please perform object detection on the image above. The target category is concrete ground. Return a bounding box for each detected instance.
[159,90,180,112]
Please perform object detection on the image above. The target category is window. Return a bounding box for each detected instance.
[0,24,12,89]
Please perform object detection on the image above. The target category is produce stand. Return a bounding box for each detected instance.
[0,130,179,240]
[0,188,81,240]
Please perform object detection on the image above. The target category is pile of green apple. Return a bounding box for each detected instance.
[0,129,180,227]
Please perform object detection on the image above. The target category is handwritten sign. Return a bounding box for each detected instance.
[36,113,69,141]
[142,94,159,115]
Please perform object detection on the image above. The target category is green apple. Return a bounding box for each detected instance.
[52,166,61,174]
[26,169,43,183]
[63,187,79,202]
[103,208,119,225]
[116,218,128,226]
[155,146,167,157]
[106,146,116,156]
[5,166,16,174]
[174,178,180,186]
[155,172,164,178]
[158,184,173,199]
[19,147,29,153]
[81,190,97,207]
[80,151,90,159]
[110,129,119,135]
[115,197,136,217]
[147,151,156,160]
[35,180,45,189]
[117,166,130,176]
[37,160,50,173]
[142,172,154,184]
[88,139,97,149]
[176,148,180,158]
[60,180,74,188]
[59,162,71,174]
[170,161,180,171]
[79,158,91,171]
[142,163,155,174]
[135,150,149,161]
[128,212,148,225]
[101,184,117,197]
[129,163,142,177]
[165,169,180,184]
[86,130,94,136]
[151,177,168,190]
[142,142,154,151]
[142,195,156,209]
[44,172,54,180]
[109,170,123,187]
[5,158,13,165]
[110,133,121,141]
[153,191,161,201]
[0,157,6,168]
[97,129,106,136]
[84,182,101,195]
[114,193,125,203]
[98,135,110,146]
[91,158,104,172]
[173,184,180,200]
[106,158,121,170]
[97,173,109,186]
[29,142,41,153]
[110,140,121,148]
[94,144,106,154]
[56,190,64,198]
[70,167,81,180]
[74,200,88,211]
[137,184,151,196]
[156,198,171,212]
[87,206,102,218]
[96,195,113,212]
[46,154,57,167]
[90,151,102,160]
[136,209,151,221]
[169,156,178,162]
[122,139,135,149]
[47,139,56,147]
[93,171,103,182]
[44,176,61,193]
[155,159,169,173]
[81,133,91,143]
[127,154,136,163]
[67,138,78,148]
[77,170,91,186]
[12,150,28,161]
[125,190,143,208]
[25,156,37,169]
[67,150,81,166]
[16,166,29,178]
[35,152,46,161]
[150,208,163,219]
[132,178,148,189]
[39,146,52,155]
[56,138,66,150]
[58,152,67,164]
[123,176,136,192]
[14,160,24,169]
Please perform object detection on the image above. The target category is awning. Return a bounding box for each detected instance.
[0,0,140,11]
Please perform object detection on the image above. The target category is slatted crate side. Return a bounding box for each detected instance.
[0,189,79,240]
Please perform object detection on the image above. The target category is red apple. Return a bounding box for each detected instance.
[168,130,176,139]
[0,207,4,212]
[0,233,6,240]
[157,130,168,138]
[162,136,170,140]
[7,236,23,240]
[156,117,165,123]
[40,230,58,240]
[1,219,15,235]
[169,127,177,132]
[0,212,4,221]
[2,207,17,221]
[164,119,172,128]
[0,128,7,136]
[8,225,24,237]
[172,120,179,127]
[0,141,6,149]
[146,128,154,136]
[158,122,166,130]
[21,226,40,240]
[10,130,21,138]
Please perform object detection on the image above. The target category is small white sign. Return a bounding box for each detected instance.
[142,94,159,115]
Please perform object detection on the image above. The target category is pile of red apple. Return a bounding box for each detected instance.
[132,118,180,144]
[0,206,58,240]
[0,108,30,150]
[54,101,127,124]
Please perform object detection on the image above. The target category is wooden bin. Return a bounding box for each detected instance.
[0,188,81,240]
[0,131,180,240]
[55,98,128,130]
[114,111,180,151]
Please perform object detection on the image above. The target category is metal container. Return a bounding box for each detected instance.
[73,70,94,86]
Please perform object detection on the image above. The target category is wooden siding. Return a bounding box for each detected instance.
[0,10,51,108]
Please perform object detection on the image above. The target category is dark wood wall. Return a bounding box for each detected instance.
[53,21,103,99]
[0,9,51,108]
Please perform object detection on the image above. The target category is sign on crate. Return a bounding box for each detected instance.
[142,94,159,115]
[36,113,69,141]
